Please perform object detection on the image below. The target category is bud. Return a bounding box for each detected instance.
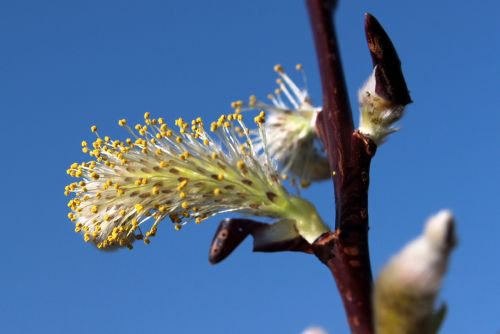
[359,13,412,145]
[358,67,406,145]
[374,210,456,334]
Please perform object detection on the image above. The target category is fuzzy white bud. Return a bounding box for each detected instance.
[358,66,406,145]
[374,210,456,334]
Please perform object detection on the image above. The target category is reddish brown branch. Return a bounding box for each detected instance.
[313,132,376,334]
[307,0,354,230]
[307,1,376,333]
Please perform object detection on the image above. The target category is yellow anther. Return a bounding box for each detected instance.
[144,111,151,119]
[211,152,218,160]
[231,100,244,109]
[181,201,189,209]
[159,161,169,168]
[217,173,224,181]
[248,95,257,107]
[151,186,160,195]
[177,179,188,191]
[295,63,303,71]
[118,119,127,126]
[91,205,98,214]
[236,160,246,170]
[300,180,311,189]
[174,224,182,231]
[213,188,221,196]
[176,136,182,143]
[274,64,284,73]
[81,141,88,147]
[135,204,144,213]
[210,122,218,132]
[179,191,186,199]
[91,125,98,132]
[254,111,266,125]
[84,233,91,242]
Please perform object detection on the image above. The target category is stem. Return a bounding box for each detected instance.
[312,132,376,334]
[306,0,353,224]
[307,1,375,333]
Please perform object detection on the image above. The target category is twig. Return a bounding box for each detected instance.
[307,1,376,333]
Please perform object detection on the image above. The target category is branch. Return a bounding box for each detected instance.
[307,1,375,333]
[307,3,411,333]
[311,132,376,334]
[307,0,353,228]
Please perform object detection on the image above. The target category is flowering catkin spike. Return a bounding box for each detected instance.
[65,113,329,249]
[233,64,330,183]
[374,210,456,334]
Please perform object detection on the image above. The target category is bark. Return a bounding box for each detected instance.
[307,1,376,333]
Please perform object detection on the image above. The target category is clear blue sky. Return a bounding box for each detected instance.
[1,1,499,333]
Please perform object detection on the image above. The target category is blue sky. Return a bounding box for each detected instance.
[1,1,499,333]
